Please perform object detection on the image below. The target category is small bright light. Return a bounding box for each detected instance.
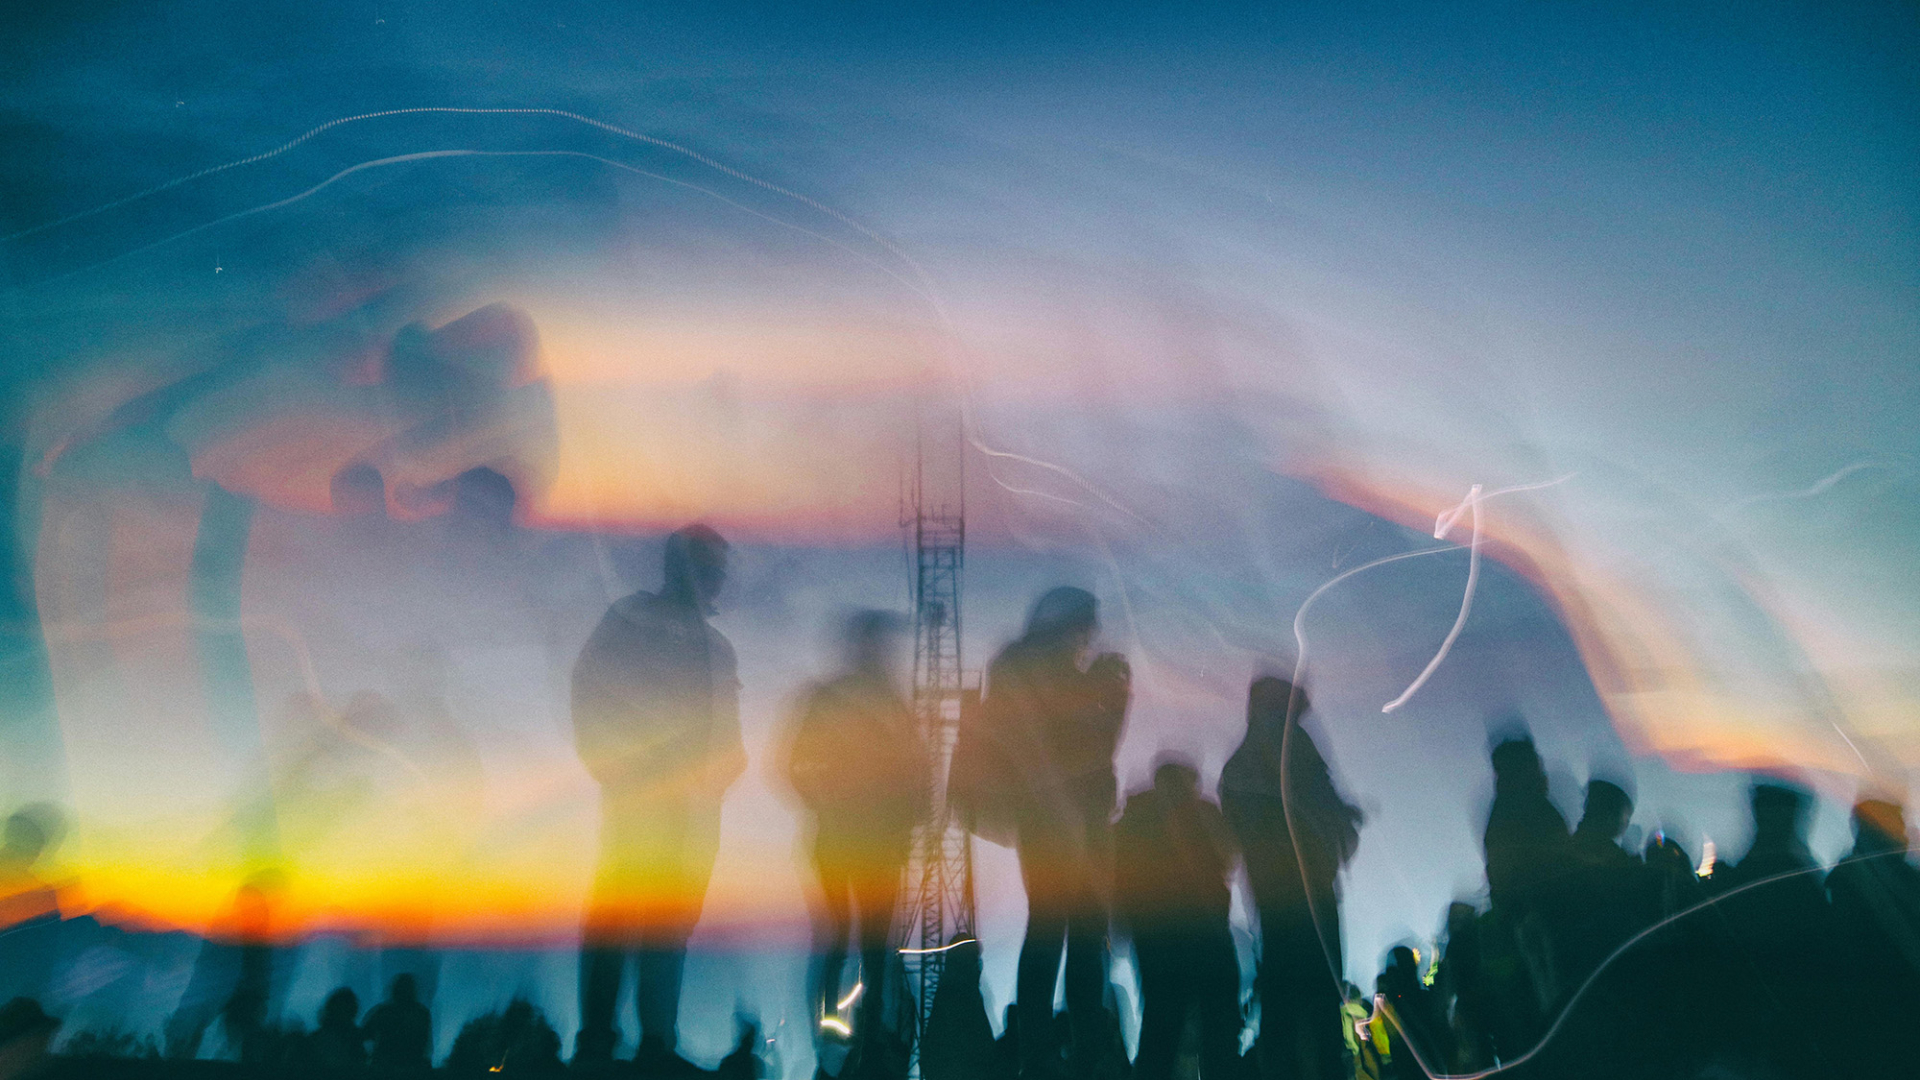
[819,1017,852,1037]
[1697,838,1716,878]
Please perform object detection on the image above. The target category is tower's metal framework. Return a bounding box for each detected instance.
[897,443,977,1069]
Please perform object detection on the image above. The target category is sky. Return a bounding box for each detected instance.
[3,0,1917,1067]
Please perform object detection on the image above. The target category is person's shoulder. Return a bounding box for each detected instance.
[986,640,1027,674]
[612,589,665,616]
[590,590,663,632]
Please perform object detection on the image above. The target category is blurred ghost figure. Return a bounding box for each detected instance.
[1221,678,1360,1080]
[329,463,388,518]
[1714,782,1844,1079]
[364,973,434,1070]
[977,587,1129,1080]
[1824,799,1920,1077]
[571,525,745,1067]
[1476,735,1569,1057]
[165,872,283,1061]
[781,609,928,1061]
[920,937,998,1080]
[0,805,65,1003]
[1114,757,1242,1080]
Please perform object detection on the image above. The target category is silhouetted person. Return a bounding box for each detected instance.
[0,998,57,1080]
[920,937,998,1080]
[364,973,433,1070]
[447,999,563,1075]
[1715,781,1843,1078]
[1375,946,1443,1079]
[992,1006,1022,1080]
[572,525,746,1066]
[1115,758,1241,1080]
[783,610,927,1059]
[1433,902,1493,1072]
[978,587,1129,1080]
[451,466,517,533]
[1559,779,1648,995]
[330,463,388,517]
[1482,738,1570,920]
[718,1016,768,1080]
[1220,678,1359,1080]
[308,987,365,1070]
[0,807,63,1003]
[1824,799,1920,1077]
[165,873,281,1060]
[1476,735,1568,1055]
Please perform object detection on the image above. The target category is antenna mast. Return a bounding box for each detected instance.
[898,418,977,1072]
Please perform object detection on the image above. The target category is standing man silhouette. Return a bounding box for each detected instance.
[572,525,745,1066]
[1221,678,1361,1080]
[980,586,1130,1080]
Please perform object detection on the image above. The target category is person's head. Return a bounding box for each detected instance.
[233,870,286,940]
[1489,737,1547,797]
[330,464,386,517]
[662,524,730,612]
[1446,901,1477,936]
[1750,782,1810,840]
[1246,676,1308,734]
[2,815,46,867]
[342,691,400,741]
[389,973,419,1005]
[1388,945,1418,978]
[1022,587,1098,656]
[320,987,359,1029]
[1152,757,1201,805]
[1,805,64,869]
[1579,780,1634,841]
[842,609,907,676]
[0,997,60,1066]
[451,467,516,529]
[1852,799,1909,854]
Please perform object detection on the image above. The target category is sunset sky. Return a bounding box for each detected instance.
[3,0,1915,1062]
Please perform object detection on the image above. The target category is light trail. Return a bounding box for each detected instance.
[1381,475,1572,713]
[897,937,976,955]
[1378,847,1893,1078]
[1276,474,1573,1022]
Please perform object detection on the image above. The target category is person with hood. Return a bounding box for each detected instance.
[1220,677,1361,1080]
[976,586,1130,1079]
[572,524,746,1067]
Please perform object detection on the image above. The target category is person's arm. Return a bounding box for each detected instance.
[782,686,837,807]
[1086,652,1131,740]
[702,633,748,795]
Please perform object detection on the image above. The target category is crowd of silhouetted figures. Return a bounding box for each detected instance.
[0,987,767,1078]
[1,540,1916,1080]
[3,740,1916,1080]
